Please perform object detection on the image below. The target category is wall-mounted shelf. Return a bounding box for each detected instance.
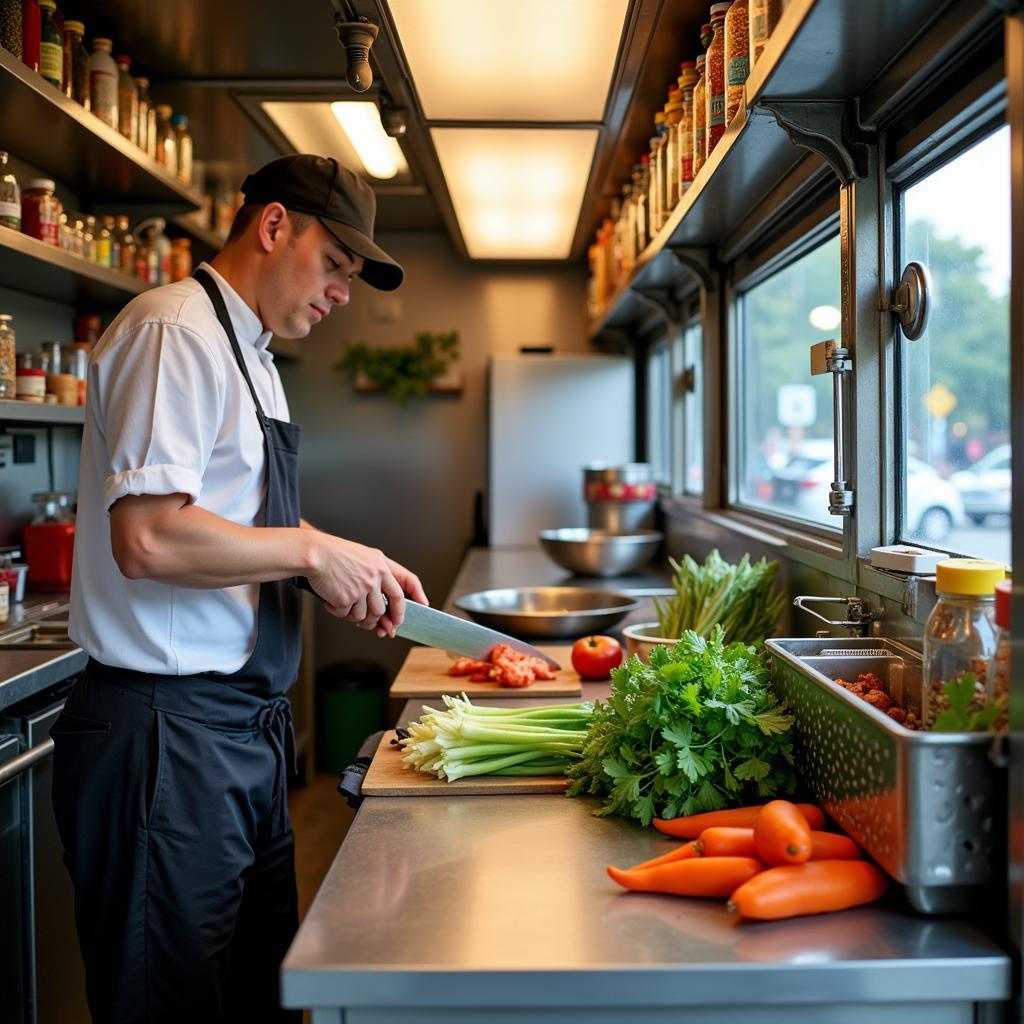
[0,48,202,210]
[588,0,954,341]
[0,400,85,425]
[0,225,148,307]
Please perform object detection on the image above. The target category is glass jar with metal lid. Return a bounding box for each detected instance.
[922,558,1006,729]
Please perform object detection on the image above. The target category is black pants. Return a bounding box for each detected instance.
[51,665,300,1024]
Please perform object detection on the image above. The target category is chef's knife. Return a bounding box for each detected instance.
[396,601,561,669]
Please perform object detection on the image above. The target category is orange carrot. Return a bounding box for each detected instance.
[753,800,812,865]
[728,860,887,920]
[695,826,758,857]
[607,856,764,898]
[630,840,702,871]
[810,831,862,861]
[695,827,861,861]
[653,802,824,839]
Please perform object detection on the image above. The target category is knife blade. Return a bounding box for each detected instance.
[396,601,561,669]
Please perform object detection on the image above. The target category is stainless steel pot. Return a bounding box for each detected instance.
[538,528,662,577]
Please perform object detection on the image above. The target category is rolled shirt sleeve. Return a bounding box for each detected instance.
[95,321,225,511]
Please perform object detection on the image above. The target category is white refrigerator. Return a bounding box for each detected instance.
[487,353,636,545]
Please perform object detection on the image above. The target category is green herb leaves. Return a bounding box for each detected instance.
[653,550,786,645]
[931,671,1003,732]
[566,628,797,826]
[336,331,459,406]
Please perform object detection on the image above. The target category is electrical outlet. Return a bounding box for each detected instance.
[0,435,11,469]
[12,434,34,463]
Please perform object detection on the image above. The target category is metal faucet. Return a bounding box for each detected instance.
[792,595,874,637]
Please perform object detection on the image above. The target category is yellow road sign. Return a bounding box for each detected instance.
[924,382,957,420]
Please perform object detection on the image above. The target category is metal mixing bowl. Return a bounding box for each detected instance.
[538,528,663,577]
[453,587,640,639]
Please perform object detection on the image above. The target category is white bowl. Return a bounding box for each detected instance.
[622,621,681,663]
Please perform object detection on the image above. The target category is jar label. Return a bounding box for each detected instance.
[727,55,749,86]
[0,201,20,224]
[89,69,118,124]
[709,94,726,127]
[40,41,62,83]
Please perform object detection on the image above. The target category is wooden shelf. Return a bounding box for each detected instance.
[0,225,149,307]
[0,400,84,425]
[0,48,202,210]
[587,0,952,340]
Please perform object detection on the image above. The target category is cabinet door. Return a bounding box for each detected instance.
[0,734,27,1024]
[24,701,89,1024]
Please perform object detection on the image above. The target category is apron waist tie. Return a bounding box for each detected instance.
[257,697,297,835]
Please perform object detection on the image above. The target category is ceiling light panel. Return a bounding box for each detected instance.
[389,0,629,121]
[261,101,409,181]
[431,127,598,259]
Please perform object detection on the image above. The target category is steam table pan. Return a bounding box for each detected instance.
[766,637,1006,915]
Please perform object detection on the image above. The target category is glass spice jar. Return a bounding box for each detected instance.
[102,214,120,267]
[115,214,135,273]
[677,61,699,192]
[22,178,60,245]
[135,75,154,156]
[154,105,176,170]
[0,313,15,399]
[116,55,138,145]
[170,236,192,281]
[749,0,782,70]
[171,113,193,185]
[990,580,1011,732]
[648,112,666,236]
[0,150,21,231]
[62,19,89,107]
[705,2,733,158]
[37,0,61,88]
[633,158,648,254]
[692,53,708,178]
[725,0,749,126]
[0,0,23,60]
[82,213,96,261]
[88,37,119,129]
[664,85,683,215]
[922,559,1006,729]
[22,0,40,74]
[94,215,112,267]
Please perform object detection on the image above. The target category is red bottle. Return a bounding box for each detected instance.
[21,0,40,73]
[23,491,75,591]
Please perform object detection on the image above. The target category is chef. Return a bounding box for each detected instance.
[53,155,426,1023]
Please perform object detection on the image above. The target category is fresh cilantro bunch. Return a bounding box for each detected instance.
[566,628,797,826]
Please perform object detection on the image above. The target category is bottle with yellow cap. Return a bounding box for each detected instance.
[922,558,1006,729]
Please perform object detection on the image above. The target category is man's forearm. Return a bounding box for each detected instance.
[112,497,320,588]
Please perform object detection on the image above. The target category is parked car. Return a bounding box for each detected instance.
[950,444,1012,525]
[770,442,964,542]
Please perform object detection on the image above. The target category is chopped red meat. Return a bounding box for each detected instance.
[447,643,556,688]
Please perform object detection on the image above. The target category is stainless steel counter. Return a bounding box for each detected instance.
[281,546,1014,1024]
[0,595,85,710]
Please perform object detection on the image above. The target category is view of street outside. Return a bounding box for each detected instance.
[735,124,1011,565]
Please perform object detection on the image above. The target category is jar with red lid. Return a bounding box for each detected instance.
[22,178,60,245]
[23,491,76,591]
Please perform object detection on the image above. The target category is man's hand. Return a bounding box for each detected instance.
[306,534,427,638]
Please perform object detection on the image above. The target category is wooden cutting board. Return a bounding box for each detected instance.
[388,644,581,699]
[361,732,571,796]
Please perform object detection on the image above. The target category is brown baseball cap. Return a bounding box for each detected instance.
[240,154,403,291]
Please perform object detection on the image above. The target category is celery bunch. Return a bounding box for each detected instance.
[399,695,594,782]
[654,549,786,645]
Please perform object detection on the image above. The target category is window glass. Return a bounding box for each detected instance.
[899,126,1010,562]
[647,340,671,485]
[683,320,704,495]
[736,236,841,524]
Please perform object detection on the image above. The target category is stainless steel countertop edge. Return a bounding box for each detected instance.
[282,956,1011,1009]
[0,647,88,710]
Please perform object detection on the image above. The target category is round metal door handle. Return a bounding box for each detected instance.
[893,261,930,341]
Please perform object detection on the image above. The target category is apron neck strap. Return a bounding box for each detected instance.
[193,267,268,428]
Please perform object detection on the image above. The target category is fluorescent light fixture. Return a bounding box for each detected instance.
[261,101,408,180]
[389,0,629,121]
[330,102,405,179]
[431,127,598,259]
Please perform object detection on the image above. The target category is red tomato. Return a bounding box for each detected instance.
[571,635,623,680]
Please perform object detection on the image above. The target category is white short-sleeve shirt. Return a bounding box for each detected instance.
[69,263,292,675]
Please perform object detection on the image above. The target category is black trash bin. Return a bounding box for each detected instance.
[315,660,388,773]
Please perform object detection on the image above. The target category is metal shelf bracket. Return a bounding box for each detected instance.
[757,99,873,186]
[667,245,718,292]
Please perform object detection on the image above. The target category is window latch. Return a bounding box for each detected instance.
[887,261,930,340]
[809,339,854,516]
